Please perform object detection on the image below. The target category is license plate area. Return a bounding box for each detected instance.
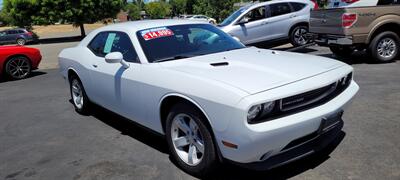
[318,110,343,134]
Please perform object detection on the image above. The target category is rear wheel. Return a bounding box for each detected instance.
[166,102,217,177]
[16,38,26,46]
[330,46,355,58]
[69,75,91,115]
[290,25,310,47]
[5,56,32,80]
[369,31,399,63]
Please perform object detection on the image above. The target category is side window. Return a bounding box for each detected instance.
[8,30,17,35]
[241,6,266,23]
[378,0,400,4]
[88,32,139,63]
[88,32,108,57]
[110,32,139,63]
[18,30,25,34]
[270,3,292,17]
[290,2,306,11]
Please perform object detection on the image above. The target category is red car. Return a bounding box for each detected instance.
[0,46,42,80]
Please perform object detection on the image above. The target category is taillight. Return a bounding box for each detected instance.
[341,0,359,3]
[26,32,33,36]
[342,13,357,28]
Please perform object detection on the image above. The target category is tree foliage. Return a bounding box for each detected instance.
[144,1,171,19]
[2,0,124,36]
[170,0,187,16]
[125,3,141,20]
[193,0,239,22]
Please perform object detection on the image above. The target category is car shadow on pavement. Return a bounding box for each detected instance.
[82,101,347,179]
[86,104,169,154]
[0,71,47,83]
[319,50,399,65]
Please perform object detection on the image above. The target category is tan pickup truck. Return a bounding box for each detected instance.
[309,3,400,62]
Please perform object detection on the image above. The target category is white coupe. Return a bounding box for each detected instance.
[59,20,359,177]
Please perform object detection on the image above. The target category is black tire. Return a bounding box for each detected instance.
[16,38,26,46]
[4,56,32,80]
[165,102,218,177]
[368,31,399,63]
[69,75,91,115]
[330,46,355,58]
[290,25,310,47]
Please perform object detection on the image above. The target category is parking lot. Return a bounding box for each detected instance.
[0,42,399,180]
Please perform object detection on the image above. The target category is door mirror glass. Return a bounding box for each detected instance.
[238,17,249,24]
[105,52,123,64]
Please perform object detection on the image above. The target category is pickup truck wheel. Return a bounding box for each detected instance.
[166,102,217,177]
[69,75,91,115]
[329,46,354,58]
[290,25,309,47]
[369,31,399,63]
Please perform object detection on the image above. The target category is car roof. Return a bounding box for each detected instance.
[96,19,209,33]
[247,0,311,7]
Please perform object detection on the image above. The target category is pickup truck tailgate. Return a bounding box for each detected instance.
[310,9,346,35]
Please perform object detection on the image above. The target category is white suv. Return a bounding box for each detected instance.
[219,0,315,46]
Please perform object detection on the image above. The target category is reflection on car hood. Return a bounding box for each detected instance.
[161,47,346,95]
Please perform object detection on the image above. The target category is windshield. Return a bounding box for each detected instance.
[219,6,249,27]
[137,24,245,63]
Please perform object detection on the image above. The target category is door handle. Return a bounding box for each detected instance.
[291,15,297,18]
[92,64,98,68]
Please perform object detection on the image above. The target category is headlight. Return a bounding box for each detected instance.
[247,101,276,122]
[247,104,262,121]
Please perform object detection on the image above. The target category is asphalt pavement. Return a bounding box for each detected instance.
[0,44,399,180]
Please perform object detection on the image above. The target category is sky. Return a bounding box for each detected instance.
[0,0,3,10]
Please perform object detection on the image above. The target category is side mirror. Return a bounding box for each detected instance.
[238,17,249,25]
[105,52,130,69]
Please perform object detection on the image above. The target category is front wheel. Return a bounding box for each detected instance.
[369,31,399,63]
[290,25,310,47]
[166,102,218,177]
[5,56,32,80]
[69,75,91,115]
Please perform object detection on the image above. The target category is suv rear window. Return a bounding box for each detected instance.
[270,3,292,17]
[290,2,306,11]
[378,0,400,5]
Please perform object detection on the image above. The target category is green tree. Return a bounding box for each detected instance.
[126,3,141,20]
[145,1,171,19]
[170,0,187,16]
[193,0,239,22]
[2,0,38,29]
[3,0,124,37]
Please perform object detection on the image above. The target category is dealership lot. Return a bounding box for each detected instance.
[0,42,399,180]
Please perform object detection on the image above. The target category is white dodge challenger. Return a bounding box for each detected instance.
[59,20,359,176]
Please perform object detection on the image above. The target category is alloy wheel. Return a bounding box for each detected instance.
[377,38,397,58]
[294,27,308,46]
[6,57,31,79]
[71,79,84,110]
[171,113,205,166]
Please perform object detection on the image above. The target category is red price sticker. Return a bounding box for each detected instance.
[141,27,174,41]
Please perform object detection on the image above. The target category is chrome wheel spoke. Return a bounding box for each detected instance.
[193,140,204,154]
[188,144,197,165]
[174,136,189,148]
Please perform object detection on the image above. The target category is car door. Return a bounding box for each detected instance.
[6,30,18,43]
[228,5,269,44]
[0,31,7,43]
[86,31,143,117]
[267,2,294,40]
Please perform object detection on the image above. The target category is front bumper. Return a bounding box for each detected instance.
[309,33,353,46]
[230,119,344,171]
[216,79,359,165]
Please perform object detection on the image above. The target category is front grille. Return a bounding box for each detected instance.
[248,73,353,124]
[280,73,352,113]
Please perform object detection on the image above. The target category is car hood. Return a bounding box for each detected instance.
[160,47,345,95]
[0,46,35,50]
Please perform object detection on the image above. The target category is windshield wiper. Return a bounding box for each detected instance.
[153,55,192,63]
